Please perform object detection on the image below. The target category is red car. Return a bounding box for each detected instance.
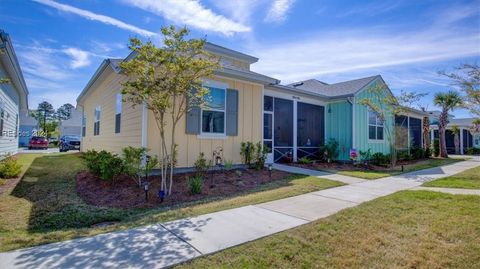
[28,136,49,150]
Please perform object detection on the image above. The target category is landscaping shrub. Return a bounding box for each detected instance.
[122,146,158,187]
[187,174,203,194]
[424,147,431,158]
[223,160,233,171]
[253,142,268,170]
[466,147,480,155]
[194,152,210,176]
[0,155,22,179]
[410,147,425,160]
[358,149,372,166]
[83,150,124,181]
[371,152,390,167]
[240,142,255,166]
[433,138,440,157]
[320,139,339,163]
[397,150,411,161]
[298,156,312,164]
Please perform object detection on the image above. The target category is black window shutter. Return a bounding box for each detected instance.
[226,89,239,136]
[115,113,121,133]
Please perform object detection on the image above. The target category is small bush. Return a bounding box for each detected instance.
[433,138,440,157]
[0,155,22,178]
[122,146,158,187]
[194,152,210,176]
[466,147,480,155]
[410,147,425,160]
[223,160,233,171]
[371,152,390,167]
[187,174,203,194]
[424,147,431,158]
[320,139,339,162]
[83,150,124,181]
[253,142,268,170]
[397,150,411,161]
[240,142,255,166]
[298,157,312,164]
[235,170,242,177]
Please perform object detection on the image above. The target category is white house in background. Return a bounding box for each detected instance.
[0,30,29,156]
[430,117,480,154]
[18,112,38,147]
[59,108,82,137]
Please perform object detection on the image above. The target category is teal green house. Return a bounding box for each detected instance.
[263,75,428,163]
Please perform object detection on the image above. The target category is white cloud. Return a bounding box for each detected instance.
[62,47,91,69]
[264,0,296,23]
[33,0,156,37]
[250,27,480,84]
[122,0,251,36]
[211,0,262,25]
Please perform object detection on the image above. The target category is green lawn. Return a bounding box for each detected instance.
[423,166,480,189]
[177,191,480,269]
[0,153,343,251]
[337,158,465,179]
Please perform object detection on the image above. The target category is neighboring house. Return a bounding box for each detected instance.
[430,118,479,154]
[18,111,38,147]
[0,30,28,155]
[59,108,82,137]
[77,42,426,167]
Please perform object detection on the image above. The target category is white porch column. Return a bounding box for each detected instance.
[460,128,464,155]
[430,129,434,146]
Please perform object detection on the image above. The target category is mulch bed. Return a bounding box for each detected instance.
[76,168,292,209]
[289,158,430,172]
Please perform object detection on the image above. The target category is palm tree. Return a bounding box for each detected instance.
[434,91,463,158]
[451,125,460,154]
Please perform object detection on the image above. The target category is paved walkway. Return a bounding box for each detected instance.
[412,186,480,195]
[272,163,366,184]
[1,157,479,269]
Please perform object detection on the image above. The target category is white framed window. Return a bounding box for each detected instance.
[368,108,384,141]
[94,106,101,136]
[201,86,226,135]
[115,94,122,134]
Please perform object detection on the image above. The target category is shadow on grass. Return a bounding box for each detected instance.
[10,154,126,233]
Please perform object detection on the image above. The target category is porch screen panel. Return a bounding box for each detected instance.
[395,115,408,150]
[297,102,324,159]
[445,130,455,154]
[274,98,293,162]
[463,129,473,152]
[409,117,422,148]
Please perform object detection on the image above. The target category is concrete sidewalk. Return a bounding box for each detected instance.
[1,157,479,269]
[272,163,366,184]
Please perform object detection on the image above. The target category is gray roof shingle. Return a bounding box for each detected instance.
[287,75,380,97]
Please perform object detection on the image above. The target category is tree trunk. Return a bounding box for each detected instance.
[422,116,430,151]
[454,134,460,154]
[439,127,448,158]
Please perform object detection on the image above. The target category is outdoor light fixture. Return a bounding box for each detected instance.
[268,164,273,179]
[144,182,149,202]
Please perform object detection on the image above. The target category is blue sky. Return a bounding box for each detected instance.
[1,0,479,117]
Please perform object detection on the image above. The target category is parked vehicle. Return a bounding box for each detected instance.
[59,135,81,152]
[28,136,48,150]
